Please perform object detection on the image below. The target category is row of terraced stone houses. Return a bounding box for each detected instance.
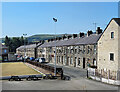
[16,18,120,76]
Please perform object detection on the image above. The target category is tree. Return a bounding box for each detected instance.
[4,36,28,53]
[20,36,24,45]
[5,36,10,46]
[5,36,11,52]
[11,37,21,52]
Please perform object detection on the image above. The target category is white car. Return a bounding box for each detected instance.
[35,57,45,63]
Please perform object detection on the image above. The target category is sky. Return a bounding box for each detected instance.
[2,2,118,37]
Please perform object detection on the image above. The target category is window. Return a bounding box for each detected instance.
[110,53,114,61]
[78,58,80,66]
[75,49,77,54]
[94,44,97,54]
[87,46,90,54]
[62,56,63,64]
[83,45,85,54]
[111,32,114,38]
[59,56,60,63]
[78,46,80,54]
[93,59,96,66]
[70,57,73,64]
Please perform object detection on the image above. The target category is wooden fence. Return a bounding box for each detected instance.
[26,61,63,78]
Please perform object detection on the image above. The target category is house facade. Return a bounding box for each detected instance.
[0,43,9,61]
[16,43,42,58]
[97,18,120,74]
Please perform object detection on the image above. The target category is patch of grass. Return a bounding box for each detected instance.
[88,77,92,80]
[1,62,40,77]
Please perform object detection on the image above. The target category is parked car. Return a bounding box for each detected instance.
[30,57,35,61]
[35,57,45,63]
[25,56,30,60]
[17,57,23,61]
[17,55,22,58]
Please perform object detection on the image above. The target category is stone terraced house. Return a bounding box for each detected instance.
[16,18,120,72]
[39,27,102,69]
[16,43,42,58]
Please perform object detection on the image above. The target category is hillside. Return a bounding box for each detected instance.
[26,34,66,43]
[1,34,70,43]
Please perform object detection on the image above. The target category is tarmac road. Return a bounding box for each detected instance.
[47,63,87,78]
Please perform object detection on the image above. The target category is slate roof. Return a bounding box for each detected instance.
[75,34,102,45]
[113,18,120,26]
[16,43,42,50]
[40,33,102,48]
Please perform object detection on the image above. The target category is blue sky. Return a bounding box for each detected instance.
[2,2,118,37]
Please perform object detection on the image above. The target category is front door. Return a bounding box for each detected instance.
[83,58,85,69]
[74,57,77,67]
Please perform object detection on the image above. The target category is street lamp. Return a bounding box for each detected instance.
[53,18,57,76]
[93,22,97,32]
[23,34,27,62]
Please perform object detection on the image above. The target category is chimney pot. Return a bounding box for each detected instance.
[58,37,62,40]
[79,32,84,37]
[96,27,102,34]
[62,35,67,40]
[87,30,93,36]
[67,35,72,39]
[72,34,77,38]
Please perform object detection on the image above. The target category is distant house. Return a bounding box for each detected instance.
[16,43,42,58]
[0,43,9,61]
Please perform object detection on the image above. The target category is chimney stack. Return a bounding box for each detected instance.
[87,30,93,36]
[96,27,102,34]
[56,37,58,41]
[58,37,62,40]
[79,32,84,37]
[56,37,61,41]
[72,34,77,38]
[67,35,72,39]
[51,39,54,42]
[62,35,67,40]
[48,39,50,42]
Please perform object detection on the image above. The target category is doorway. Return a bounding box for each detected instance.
[83,58,85,68]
